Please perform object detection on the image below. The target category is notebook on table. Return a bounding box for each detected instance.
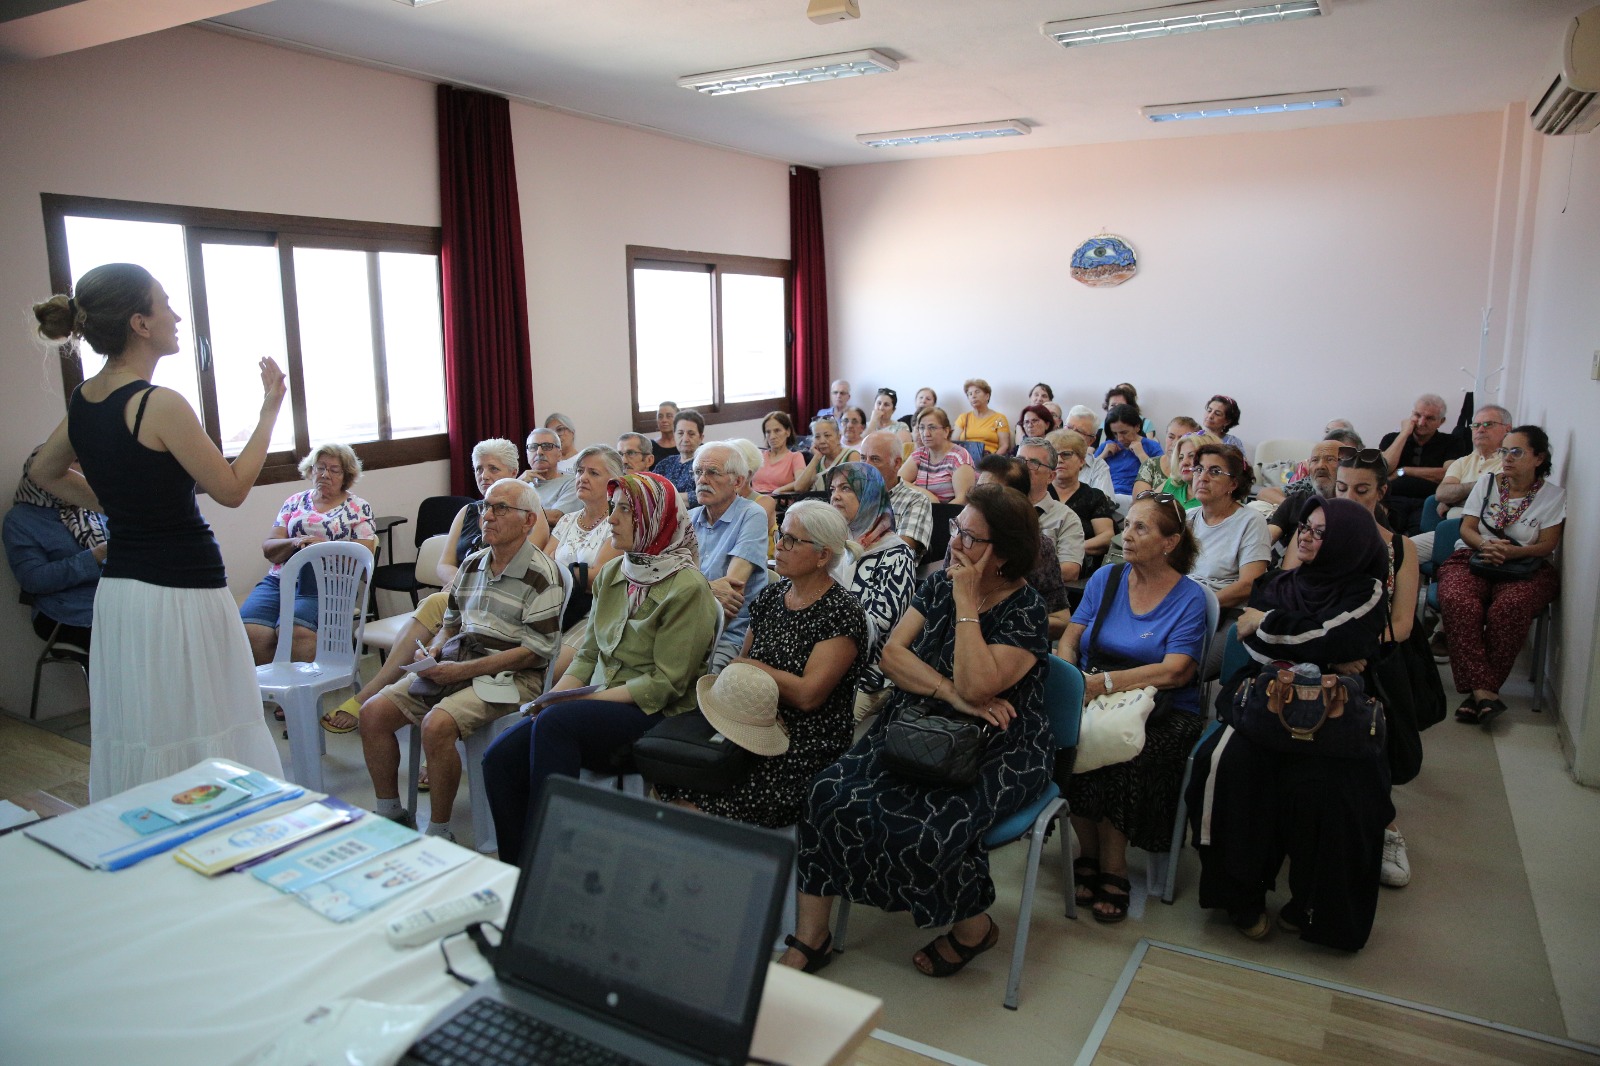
[400,775,794,1066]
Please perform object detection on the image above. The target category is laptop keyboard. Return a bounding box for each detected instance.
[408,998,649,1066]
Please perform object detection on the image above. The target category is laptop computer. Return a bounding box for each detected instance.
[400,776,794,1066]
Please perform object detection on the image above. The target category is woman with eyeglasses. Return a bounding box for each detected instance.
[1058,492,1208,923]
[239,441,378,668]
[783,485,1050,980]
[839,406,869,450]
[778,416,861,494]
[1437,426,1564,726]
[1202,395,1245,452]
[482,471,721,866]
[1013,405,1057,455]
[657,500,866,828]
[544,412,581,473]
[829,463,919,720]
[752,411,809,495]
[544,445,627,674]
[1189,442,1271,677]
[1016,383,1055,439]
[1133,417,1202,498]
[1189,497,1393,949]
[1046,430,1119,570]
[900,406,974,504]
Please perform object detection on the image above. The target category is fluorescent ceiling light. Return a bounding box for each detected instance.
[856,120,1031,148]
[678,50,897,96]
[1043,0,1327,48]
[1141,89,1347,122]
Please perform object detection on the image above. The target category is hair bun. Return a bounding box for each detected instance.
[31,293,80,342]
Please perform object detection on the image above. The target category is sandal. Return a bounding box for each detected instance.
[914,916,999,977]
[417,763,430,793]
[1073,857,1101,908]
[1477,698,1508,727]
[1454,698,1482,724]
[1093,873,1132,924]
[1233,909,1271,940]
[782,933,833,975]
[320,696,362,735]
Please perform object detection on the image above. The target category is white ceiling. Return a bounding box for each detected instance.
[206,0,1592,168]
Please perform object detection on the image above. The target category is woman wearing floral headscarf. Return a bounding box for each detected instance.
[828,462,918,719]
[3,446,110,653]
[481,471,721,864]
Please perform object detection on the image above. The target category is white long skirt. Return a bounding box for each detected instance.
[88,577,284,801]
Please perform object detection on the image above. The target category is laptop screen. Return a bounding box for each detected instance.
[499,779,791,1063]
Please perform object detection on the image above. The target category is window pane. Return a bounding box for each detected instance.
[720,273,786,404]
[378,252,447,439]
[200,242,293,456]
[293,247,378,447]
[61,217,201,415]
[633,266,712,413]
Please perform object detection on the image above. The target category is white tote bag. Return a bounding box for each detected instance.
[1074,685,1158,773]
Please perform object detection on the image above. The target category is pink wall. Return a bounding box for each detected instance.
[821,113,1504,454]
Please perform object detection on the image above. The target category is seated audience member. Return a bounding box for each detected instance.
[1325,417,1360,439]
[1099,383,1156,442]
[615,432,655,473]
[240,442,377,666]
[1064,409,1118,497]
[753,411,808,494]
[651,408,704,506]
[1328,447,1420,888]
[1144,431,1217,511]
[974,456,1070,628]
[1380,392,1469,534]
[321,439,546,733]
[1014,405,1056,454]
[781,417,860,494]
[521,427,581,525]
[545,444,626,672]
[1202,395,1245,452]
[1060,493,1207,923]
[1095,403,1165,497]
[658,501,866,825]
[899,387,937,432]
[1134,417,1201,496]
[1265,434,1347,544]
[828,466,918,719]
[1019,382,1055,432]
[482,472,719,865]
[4,446,107,654]
[1018,437,1086,582]
[692,441,771,670]
[818,379,852,422]
[1047,430,1117,569]
[544,412,580,473]
[900,406,974,504]
[840,406,868,450]
[1043,401,1066,432]
[1189,497,1392,949]
[729,437,779,553]
[360,479,563,841]
[865,387,910,444]
[781,485,1050,979]
[953,378,1011,456]
[651,400,679,463]
[1438,425,1564,726]
[1190,443,1271,675]
[860,430,931,560]
[1413,405,1511,561]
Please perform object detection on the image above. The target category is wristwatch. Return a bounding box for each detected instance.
[1397,467,1406,478]
[1103,672,1114,693]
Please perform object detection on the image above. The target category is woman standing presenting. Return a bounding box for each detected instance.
[32,263,287,798]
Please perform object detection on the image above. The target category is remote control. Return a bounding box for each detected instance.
[385,888,502,948]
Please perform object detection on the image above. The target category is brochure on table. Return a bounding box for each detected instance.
[251,816,420,894]
[175,798,363,877]
[295,837,471,922]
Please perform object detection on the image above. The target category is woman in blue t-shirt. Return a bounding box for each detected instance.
[1056,493,1207,923]
[1095,403,1165,496]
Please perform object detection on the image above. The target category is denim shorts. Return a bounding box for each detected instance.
[238,571,319,630]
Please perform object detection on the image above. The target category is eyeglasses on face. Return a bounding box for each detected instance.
[475,501,532,517]
[1495,446,1527,460]
[1468,420,1507,430]
[527,441,560,453]
[1337,447,1386,468]
[693,466,728,480]
[776,532,823,552]
[619,449,647,460]
[948,520,993,550]
[1134,490,1186,524]
[1194,464,1232,479]
[1297,520,1327,542]
[1019,456,1052,472]
[312,464,343,477]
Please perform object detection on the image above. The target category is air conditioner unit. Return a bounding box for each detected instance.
[1530,5,1600,135]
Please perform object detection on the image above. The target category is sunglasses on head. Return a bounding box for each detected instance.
[1337,447,1386,468]
[1134,490,1186,524]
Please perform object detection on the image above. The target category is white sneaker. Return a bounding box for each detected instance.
[1381,828,1411,887]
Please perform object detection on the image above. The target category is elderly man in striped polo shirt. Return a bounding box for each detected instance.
[360,478,563,842]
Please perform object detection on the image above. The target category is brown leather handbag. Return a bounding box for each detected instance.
[1231,664,1386,759]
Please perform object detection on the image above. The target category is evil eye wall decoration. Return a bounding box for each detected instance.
[1070,234,1138,288]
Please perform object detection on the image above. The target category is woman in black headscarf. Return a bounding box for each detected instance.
[1186,497,1394,951]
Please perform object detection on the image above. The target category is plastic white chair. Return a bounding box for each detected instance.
[361,534,451,656]
[256,541,374,792]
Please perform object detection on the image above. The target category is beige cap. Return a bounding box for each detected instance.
[695,664,789,757]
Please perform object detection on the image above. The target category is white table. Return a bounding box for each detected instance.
[0,806,879,1066]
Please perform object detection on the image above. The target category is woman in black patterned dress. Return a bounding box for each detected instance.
[656,501,864,828]
[781,485,1051,979]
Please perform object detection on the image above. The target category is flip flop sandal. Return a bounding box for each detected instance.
[1093,873,1132,924]
[781,933,834,975]
[1073,857,1101,908]
[914,916,999,977]
[1454,698,1482,724]
[1477,698,1508,726]
[320,697,362,735]
[417,764,430,793]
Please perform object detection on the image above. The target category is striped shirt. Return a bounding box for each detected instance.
[443,540,563,661]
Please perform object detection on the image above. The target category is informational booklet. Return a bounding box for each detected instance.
[294,838,471,922]
[120,777,254,835]
[23,760,303,871]
[523,684,601,715]
[174,798,362,877]
[251,816,420,894]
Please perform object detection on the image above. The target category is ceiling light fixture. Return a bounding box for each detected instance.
[1043,0,1327,48]
[1140,89,1347,122]
[856,120,1031,148]
[678,49,897,96]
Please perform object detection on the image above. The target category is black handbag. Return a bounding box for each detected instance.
[1467,553,1541,581]
[561,561,593,631]
[881,699,991,787]
[631,712,755,793]
[1231,663,1386,760]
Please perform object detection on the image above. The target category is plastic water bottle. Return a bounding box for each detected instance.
[1291,663,1321,684]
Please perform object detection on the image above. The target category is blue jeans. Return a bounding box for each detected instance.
[238,570,319,630]
[481,699,654,866]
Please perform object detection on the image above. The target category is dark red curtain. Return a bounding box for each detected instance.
[438,85,535,494]
[787,166,831,420]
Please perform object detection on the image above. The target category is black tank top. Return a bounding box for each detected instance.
[67,380,226,589]
[456,504,484,564]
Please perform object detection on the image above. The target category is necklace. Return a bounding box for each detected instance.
[785,578,830,612]
[1485,474,1541,533]
[575,509,605,532]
